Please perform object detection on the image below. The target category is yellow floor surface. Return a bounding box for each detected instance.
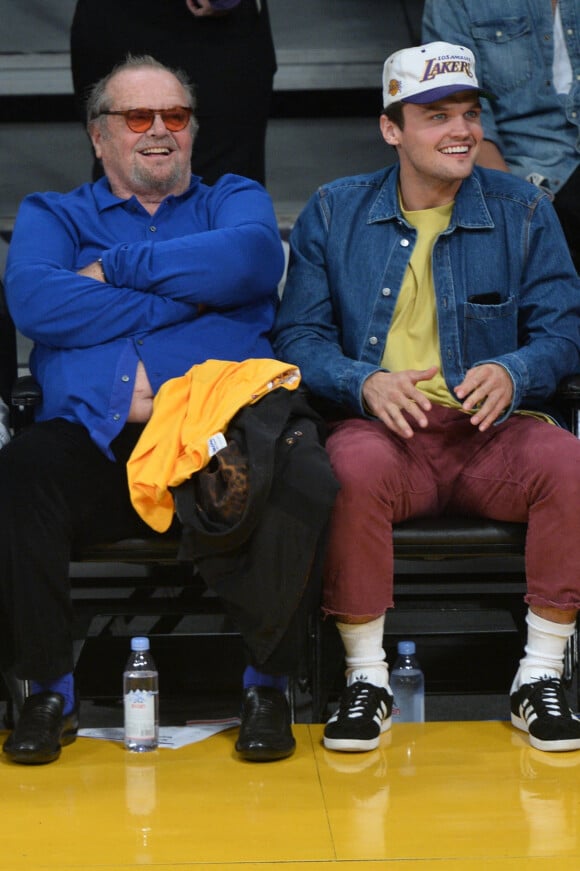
[1,720,580,870]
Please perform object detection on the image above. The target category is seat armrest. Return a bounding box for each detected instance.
[556,375,580,438]
[557,374,580,401]
[11,375,42,408]
[10,375,41,430]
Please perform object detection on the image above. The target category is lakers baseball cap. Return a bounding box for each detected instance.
[382,41,494,109]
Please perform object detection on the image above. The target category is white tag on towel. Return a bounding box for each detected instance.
[208,432,227,457]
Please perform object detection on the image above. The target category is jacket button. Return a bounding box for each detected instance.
[382,287,391,296]
[369,336,378,345]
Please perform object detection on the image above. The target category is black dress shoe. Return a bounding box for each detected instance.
[2,691,80,765]
[235,685,296,762]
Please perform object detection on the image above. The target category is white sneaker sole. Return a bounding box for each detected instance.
[323,716,392,752]
[511,712,580,752]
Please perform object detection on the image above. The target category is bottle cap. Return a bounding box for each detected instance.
[131,636,150,651]
[398,640,416,655]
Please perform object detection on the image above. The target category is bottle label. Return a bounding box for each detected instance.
[124,690,156,740]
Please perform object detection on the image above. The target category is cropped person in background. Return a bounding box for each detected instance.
[0,399,9,448]
[423,0,580,271]
[70,0,276,185]
[0,287,15,448]
[273,42,580,755]
[0,55,312,766]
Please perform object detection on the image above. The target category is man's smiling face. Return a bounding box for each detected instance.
[380,91,483,208]
[90,66,195,203]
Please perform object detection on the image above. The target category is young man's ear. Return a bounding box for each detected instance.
[380,113,402,147]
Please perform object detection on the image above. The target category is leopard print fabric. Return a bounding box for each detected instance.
[194,437,249,525]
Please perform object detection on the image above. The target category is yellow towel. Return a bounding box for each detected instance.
[127,358,301,531]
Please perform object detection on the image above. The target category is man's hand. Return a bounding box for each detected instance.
[77,260,106,282]
[454,363,513,431]
[362,366,438,439]
[185,0,228,16]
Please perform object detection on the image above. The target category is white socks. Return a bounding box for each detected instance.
[336,609,576,695]
[337,615,390,689]
[511,609,576,692]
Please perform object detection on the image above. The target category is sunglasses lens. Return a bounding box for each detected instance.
[125,110,155,132]
[162,109,191,131]
[122,108,191,132]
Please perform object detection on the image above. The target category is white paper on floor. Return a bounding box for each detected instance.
[78,717,241,749]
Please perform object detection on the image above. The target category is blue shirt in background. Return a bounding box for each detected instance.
[422,0,580,194]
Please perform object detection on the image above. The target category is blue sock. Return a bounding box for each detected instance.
[243,665,288,693]
[30,673,75,716]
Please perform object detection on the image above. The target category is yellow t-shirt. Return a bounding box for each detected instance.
[381,200,459,407]
[380,200,555,426]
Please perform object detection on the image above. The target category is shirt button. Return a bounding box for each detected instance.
[113,413,121,421]
[381,287,392,297]
[495,30,503,37]
[369,336,378,345]
[137,339,144,345]
[149,226,157,233]
[400,238,410,248]
[121,375,130,382]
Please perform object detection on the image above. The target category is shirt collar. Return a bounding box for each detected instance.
[92,174,202,214]
[368,165,494,230]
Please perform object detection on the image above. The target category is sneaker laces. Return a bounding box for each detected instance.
[529,678,573,720]
[339,682,384,720]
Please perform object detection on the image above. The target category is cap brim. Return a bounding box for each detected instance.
[402,84,495,104]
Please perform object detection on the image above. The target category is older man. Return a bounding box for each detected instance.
[273,42,580,754]
[1,55,300,764]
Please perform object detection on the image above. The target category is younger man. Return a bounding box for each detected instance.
[273,42,580,753]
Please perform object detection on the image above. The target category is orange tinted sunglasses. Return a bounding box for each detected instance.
[96,106,193,133]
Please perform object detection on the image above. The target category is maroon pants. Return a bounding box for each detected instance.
[323,406,580,619]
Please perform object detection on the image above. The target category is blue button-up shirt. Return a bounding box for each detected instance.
[422,0,580,193]
[272,165,580,423]
[5,174,285,457]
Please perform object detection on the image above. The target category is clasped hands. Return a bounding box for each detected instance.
[362,363,513,439]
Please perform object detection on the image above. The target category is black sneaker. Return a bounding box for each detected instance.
[510,677,580,752]
[323,681,393,752]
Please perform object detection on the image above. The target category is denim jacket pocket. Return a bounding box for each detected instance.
[462,295,518,363]
[472,17,533,94]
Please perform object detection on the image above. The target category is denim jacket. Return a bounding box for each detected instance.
[272,165,580,423]
[422,0,580,193]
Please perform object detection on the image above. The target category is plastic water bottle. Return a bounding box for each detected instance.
[391,640,425,723]
[123,636,159,751]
